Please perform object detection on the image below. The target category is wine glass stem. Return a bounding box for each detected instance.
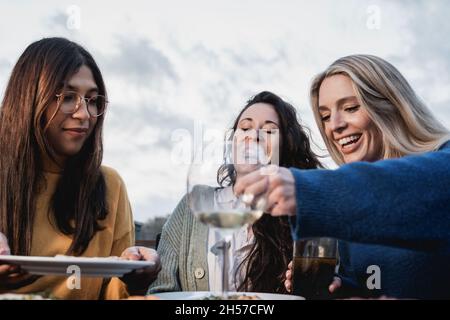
[221,240,229,298]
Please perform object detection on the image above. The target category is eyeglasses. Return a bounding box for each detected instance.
[55,91,108,117]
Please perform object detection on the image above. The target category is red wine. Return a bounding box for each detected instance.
[292,257,337,300]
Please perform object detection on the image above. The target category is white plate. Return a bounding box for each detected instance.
[0,293,49,300]
[0,255,155,278]
[153,291,304,300]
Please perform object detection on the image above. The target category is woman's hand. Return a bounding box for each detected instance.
[119,246,161,295]
[234,165,297,216]
[0,232,10,256]
[284,261,293,293]
[284,260,341,294]
[0,232,39,292]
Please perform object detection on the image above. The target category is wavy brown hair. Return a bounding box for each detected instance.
[217,91,322,293]
[0,38,107,255]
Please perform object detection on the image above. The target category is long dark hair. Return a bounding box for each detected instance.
[217,91,322,293]
[0,37,107,255]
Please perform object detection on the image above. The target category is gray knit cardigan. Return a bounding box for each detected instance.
[148,185,216,293]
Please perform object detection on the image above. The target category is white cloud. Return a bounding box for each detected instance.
[0,0,449,221]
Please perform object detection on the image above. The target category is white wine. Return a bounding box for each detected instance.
[196,210,264,229]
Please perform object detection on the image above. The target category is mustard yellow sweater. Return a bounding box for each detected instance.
[13,165,134,300]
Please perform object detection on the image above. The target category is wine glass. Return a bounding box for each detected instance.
[187,129,269,298]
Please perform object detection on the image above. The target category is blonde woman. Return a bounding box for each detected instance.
[234,55,450,299]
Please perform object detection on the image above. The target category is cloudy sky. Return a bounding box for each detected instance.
[0,0,449,222]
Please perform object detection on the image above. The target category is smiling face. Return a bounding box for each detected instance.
[44,65,99,164]
[318,74,383,163]
[232,102,281,176]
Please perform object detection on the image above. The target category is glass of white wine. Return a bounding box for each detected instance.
[187,129,269,298]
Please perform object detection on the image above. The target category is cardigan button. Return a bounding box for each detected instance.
[194,267,205,279]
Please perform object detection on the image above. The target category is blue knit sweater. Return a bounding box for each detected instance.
[289,141,450,299]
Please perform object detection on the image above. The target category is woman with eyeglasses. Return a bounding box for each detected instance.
[0,38,161,299]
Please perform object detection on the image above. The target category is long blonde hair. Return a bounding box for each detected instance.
[310,54,450,165]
